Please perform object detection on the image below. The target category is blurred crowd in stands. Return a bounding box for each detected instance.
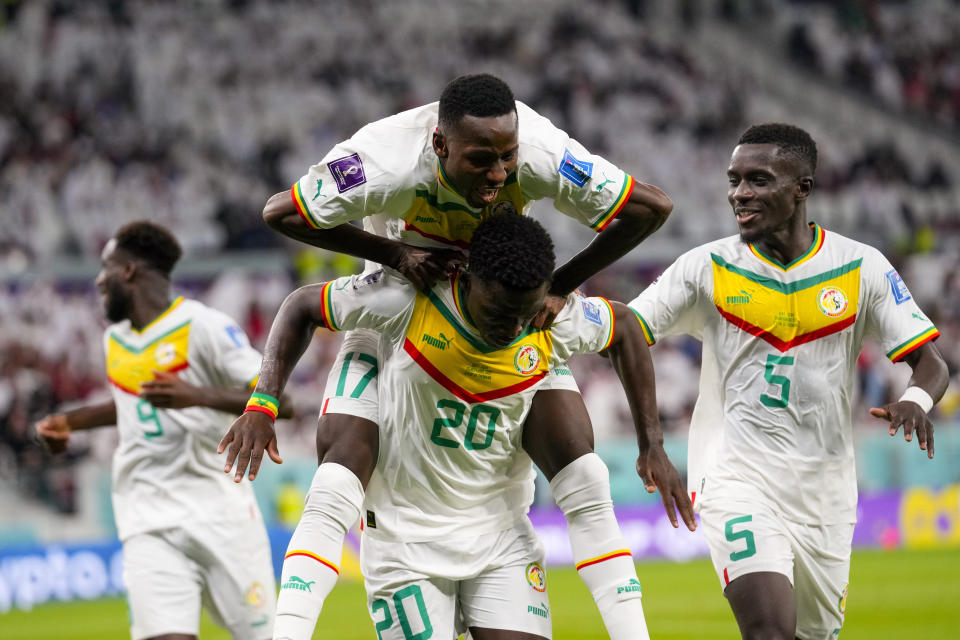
[1,0,958,513]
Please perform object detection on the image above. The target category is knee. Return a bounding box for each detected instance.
[549,452,613,516]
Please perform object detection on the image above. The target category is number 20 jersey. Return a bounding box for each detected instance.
[315,271,616,542]
[103,297,264,540]
[628,224,939,525]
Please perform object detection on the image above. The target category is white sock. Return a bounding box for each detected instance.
[550,453,649,640]
[273,463,364,640]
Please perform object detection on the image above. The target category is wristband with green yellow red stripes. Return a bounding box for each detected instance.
[245,392,280,421]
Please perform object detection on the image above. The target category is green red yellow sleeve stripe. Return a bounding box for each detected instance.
[318,281,340,331]
[284,550,339,576]
[590,174,635,232]
[597,297,616,351]
[630,307,655,345]
[576,549,632,571]
[887,326,940,362]
[245,392,280,420]
[290,181,322,229]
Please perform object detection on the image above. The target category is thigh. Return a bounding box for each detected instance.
[124,531,201,640]
[791,523,853,640]
[522,388,593,481]
[193,517,277,640]
[459,522,552,639]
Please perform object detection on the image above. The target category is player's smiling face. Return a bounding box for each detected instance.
[727,143,810,245]
[434,112,519,209]
[465,276,548,349]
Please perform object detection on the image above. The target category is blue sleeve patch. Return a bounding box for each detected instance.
[886,269,912,305]
[581,299,604,325]
[558,149,593,187]
[225,325,247,348]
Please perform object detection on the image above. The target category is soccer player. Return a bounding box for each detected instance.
[628,123,949,640]
[36,221,291,640]
[223,73,674,638]
[224,213,694,639]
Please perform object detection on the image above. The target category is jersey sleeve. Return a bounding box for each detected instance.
[193,308,264,390]
[861,250,940,362]
[515,102,635,232]
[290,140,414,230]
[627,247,711,345]
[549,294,617,362]
[318,270,415,338]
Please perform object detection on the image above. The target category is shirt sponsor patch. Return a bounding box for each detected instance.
[558,148,593,187]
[886,269,912,304]
[581,299,603,325]
[328,153,366,192]
[226,325,247,348]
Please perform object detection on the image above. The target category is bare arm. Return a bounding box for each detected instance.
[263,191,464,289]
[602,300,695,531]
[549,182,673,297]
[219,284,329,481]
[35,401,117,454]
[869,342,950,458]
[138,370,293,418]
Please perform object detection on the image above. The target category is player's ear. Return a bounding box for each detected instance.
[796,175,813,201]
[433,128,448,159]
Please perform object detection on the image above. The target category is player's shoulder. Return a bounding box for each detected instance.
[515,100,563,156]
[819,225,889,269]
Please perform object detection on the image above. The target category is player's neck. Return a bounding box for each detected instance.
[753,214,814,266]
[128,285,174,331]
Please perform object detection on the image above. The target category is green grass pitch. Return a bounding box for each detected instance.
[3,549,958,638]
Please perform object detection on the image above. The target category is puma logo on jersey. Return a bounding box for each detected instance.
[527,602,549,619]
[281,576,315,592]
[422,332,453,350]
[726,290,754,304]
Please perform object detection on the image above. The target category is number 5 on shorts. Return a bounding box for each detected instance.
[724,515,756,561]
[371,585,433,640]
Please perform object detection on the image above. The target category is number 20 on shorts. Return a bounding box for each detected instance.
[371,584,433,640]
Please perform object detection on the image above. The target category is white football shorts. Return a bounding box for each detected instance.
[699,487,853,640]
[361,517,552,638]
[123,514,276,640]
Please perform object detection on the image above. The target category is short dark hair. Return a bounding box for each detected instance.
[469,214,555,290]
[738,123,818,175]
[438,73,516,132]
[114,221,182,277]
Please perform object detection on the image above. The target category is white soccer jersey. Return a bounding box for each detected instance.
[313,270,616,541]
[290,100,636,261]
[628,224,939,524]
[104,297,264,540]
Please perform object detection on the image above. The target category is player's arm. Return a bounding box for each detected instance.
[263,191,463,289]
[138,370,293,418]
[35,401,117,454]
[869,342,949,458]
[539,184,673,326]
[602,300,696,531]
[218,282,329,481]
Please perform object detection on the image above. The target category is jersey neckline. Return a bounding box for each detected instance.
[749,222,825,271]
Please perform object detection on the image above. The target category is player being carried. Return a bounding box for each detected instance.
[37,221,291,640]
[224,213,695,639]
[220,73,676,638]
[628,123,949,639]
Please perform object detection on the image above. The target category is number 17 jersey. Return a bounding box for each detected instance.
[628,224,939,524]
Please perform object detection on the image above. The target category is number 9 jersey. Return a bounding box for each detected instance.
[103,297,264,541]
[628,223,939,525]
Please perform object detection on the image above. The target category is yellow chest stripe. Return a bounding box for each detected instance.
[712,255,861,351]
[404,291,553,404]
[106,321,191,394]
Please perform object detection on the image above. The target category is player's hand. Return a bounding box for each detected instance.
[532,294,566,330]
[869,401,934,459]
[636,445,697,531]
[138,370,200,409]
[36,414,71,454]
[218,412,283,482]
[390,244,465,290]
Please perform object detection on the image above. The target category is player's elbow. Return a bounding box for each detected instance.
[262,191,295,232]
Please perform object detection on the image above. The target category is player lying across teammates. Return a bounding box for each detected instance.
[37,221,292,640]
[629,123,949,640]
[220,73,683,639]
[225,213,694,639]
